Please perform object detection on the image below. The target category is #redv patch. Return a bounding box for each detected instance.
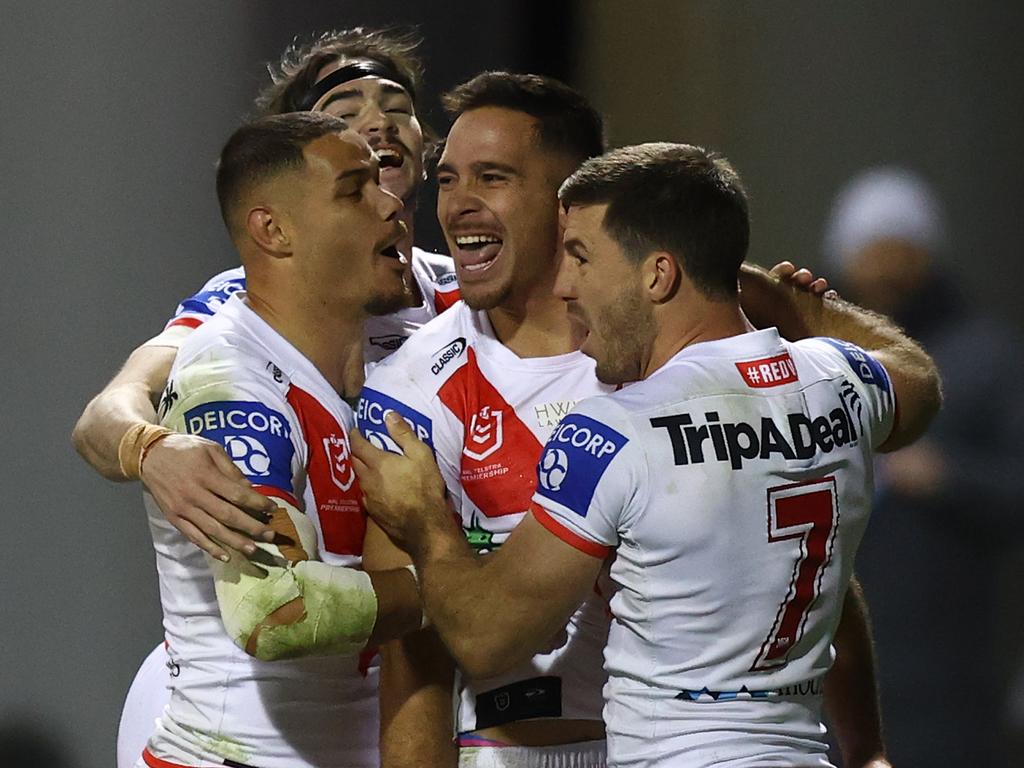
[735,352,798,388]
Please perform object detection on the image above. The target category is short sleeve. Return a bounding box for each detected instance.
[163,267,246,332]
[530,400,643,558]
[804,337,897,449]
[161,348,301,505]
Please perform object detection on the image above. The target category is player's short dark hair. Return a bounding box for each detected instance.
[559,143,749,298]
[256,27,426,117]
[442,72,605,164]
[216,112,348,237]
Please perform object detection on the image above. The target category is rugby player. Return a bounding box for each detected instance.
[73,27,456,564]
[68,29,457,767]
[353,143,941,767]
[135,111,429,768]
[357,78,891,768]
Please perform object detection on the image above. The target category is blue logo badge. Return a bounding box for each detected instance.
[175,276,246,318]
[184,400,293,491]
[535,414,627,517]
[356,387,435,454]
[819,338,891,393]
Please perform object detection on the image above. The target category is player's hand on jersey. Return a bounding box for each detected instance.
[350,411,451,552]
[140,433,278,561]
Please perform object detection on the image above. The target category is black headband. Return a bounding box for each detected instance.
[298,60,416,112]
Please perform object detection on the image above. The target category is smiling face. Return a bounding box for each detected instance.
[284,130,409,315]
[436,107,574,311]
[557,203,655,384]
[310,63,425,204]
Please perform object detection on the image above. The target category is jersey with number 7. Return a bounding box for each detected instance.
[532,328,895,767]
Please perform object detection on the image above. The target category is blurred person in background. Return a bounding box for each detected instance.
[823,166,1024,766]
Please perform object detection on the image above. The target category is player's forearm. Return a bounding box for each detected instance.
[378,631,458,768]
[71,345,175,480]
[73,381,162,479]
[743,265,941,449]
[824,579,887,766]
[413,528,550,679]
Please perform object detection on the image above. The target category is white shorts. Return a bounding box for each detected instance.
[458,740,606,768]
[118,643,171,768]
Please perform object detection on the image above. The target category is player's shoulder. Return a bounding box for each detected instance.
[364,301,473,392]
[410,247,460,312]
[410,247,455,280]
[792,336,892,395]
[172,299,290,396]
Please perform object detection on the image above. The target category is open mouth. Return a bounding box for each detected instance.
[453,234,503,274]
[376,147,405,170]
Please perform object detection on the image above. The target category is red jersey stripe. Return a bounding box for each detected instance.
[286,385,365,556]
[532,503,610,559]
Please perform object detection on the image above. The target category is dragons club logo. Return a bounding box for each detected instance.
[323,435,356,491]
[464,406,503,461]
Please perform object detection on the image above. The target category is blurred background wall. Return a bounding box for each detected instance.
[2,1,1020,766]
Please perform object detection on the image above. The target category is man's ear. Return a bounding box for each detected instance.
[245,206,292,256]
[642,251,681,303]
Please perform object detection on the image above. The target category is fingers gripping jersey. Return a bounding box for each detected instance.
[145,294,377,768]
[148,248,460,362]
[358,303,615,733]
[533,329,896,768]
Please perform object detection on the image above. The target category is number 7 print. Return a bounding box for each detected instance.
[752,477,839,671]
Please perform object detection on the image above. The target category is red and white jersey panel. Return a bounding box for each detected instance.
[358,303,614,733]
[146,294,376,768]
[532,329,895,767]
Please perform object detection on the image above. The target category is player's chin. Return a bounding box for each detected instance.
[364,273,410,316]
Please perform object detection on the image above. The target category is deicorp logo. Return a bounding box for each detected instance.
[185,400,295,490]
[535,413,628,517]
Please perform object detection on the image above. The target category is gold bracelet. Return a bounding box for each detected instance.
[118,423,174,480]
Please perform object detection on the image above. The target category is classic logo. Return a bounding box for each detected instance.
[323,435,356,491]
[736,352,798,388]
[437,272,458,286]
[430,337,467,375]
[369,334,406,352]
[464,406,503,461]
[538,447,569,492]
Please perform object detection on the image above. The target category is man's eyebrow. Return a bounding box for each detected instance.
[470,161,518,175]
[380,83,411,98]
[335,164,372,184]
[564,237,588,255]
[320,88,363,108]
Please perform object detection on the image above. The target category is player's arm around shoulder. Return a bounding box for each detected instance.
[71,277,275,558]
[741,262,942,451]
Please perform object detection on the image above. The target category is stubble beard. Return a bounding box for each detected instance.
[593,285,655,385]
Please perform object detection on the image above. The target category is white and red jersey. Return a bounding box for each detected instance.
[147,248,460,363]
[533,329,896,768]
[145,293,377,768]
[358,303,614,734]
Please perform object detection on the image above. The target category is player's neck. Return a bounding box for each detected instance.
[641,300,749,379]
[245,289,366,398]
[486,288,581,359]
